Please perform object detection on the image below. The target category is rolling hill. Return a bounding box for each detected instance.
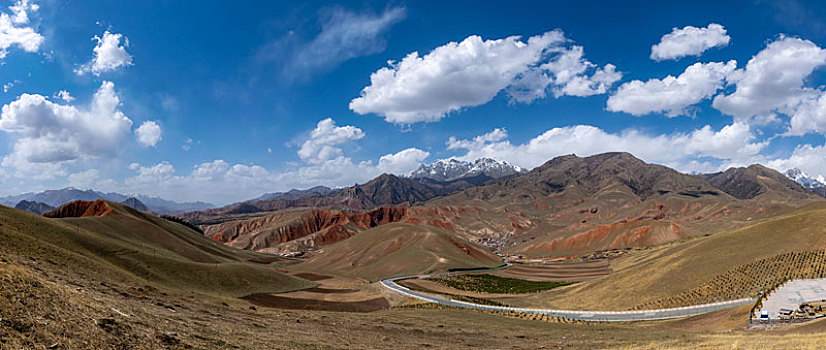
[510,202,826,311]
[1,200,312,298]
[291,222,502,281]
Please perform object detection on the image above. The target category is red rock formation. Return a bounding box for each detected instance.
[207,207,409,250]
[43,200,112,218]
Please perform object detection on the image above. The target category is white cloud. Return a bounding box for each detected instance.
[446,122,766,173]
[0,0,43,58]
[125,161,175,185]
[651,23,730,61]
[349,30,620,124]
[0,81,132,177]
[712,36,826,121]
[275,6,406,81]
[56,90,74,102]
[297,118,364,164]
[68,168,98,188]
[607,60,736,116]
[9,0,37,25]
[75,31,133,76]
[377,148,429,174]
[135,120,161,147]
[766,143,826,178]
[108,118,435,203]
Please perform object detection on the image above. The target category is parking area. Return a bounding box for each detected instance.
[759,279,826,320]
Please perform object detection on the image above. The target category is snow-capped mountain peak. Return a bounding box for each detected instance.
[785,168,826,189]
[410,157,526,181]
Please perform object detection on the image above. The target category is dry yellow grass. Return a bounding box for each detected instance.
[509,203,826,310]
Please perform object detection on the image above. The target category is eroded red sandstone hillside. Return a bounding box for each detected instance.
[43,199,112,218]
[203,207,409,252]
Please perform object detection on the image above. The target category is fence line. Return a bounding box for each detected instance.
[381,268,754,322]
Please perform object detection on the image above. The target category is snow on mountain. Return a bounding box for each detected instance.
[410,157,526,182]
[785,168,826,190]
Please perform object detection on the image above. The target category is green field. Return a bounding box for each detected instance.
[428,274,575,294]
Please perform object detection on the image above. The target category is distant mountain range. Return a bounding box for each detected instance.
[193,152,826,258]
[0,188,213,214]
[410,157,526,182]
[184,157,524,223]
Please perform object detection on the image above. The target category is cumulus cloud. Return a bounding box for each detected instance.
[350,30,621,124]
[377,148,429,174]
[766,143,826,177]
[607,60,736,116]
[713,36,826,121]
[262,6,406,81]
[108,118,435,203]
[0,81,133,177]
[297,118,364,164]
[0,0,43,59]
[135,120,161,147]
[75,31,133,76]
[56,90,74,102]
[651,23,730,61]
[68,168,98,188]
[447,122,766,173]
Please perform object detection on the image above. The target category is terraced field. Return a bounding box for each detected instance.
[636,250,826,310]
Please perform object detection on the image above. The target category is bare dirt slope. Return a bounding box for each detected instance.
[292,222,503,281]
[509,202,826,311]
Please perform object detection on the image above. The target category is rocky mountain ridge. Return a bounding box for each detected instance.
[410,157,526,181]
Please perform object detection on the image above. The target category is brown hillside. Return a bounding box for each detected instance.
[292,222,502,281]
[701,164,816,200]
[421,153,816,257]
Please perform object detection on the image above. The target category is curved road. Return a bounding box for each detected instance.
[380,266,754,322]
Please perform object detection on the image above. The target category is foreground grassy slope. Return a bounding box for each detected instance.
[0,203,312,297]
[292,222,502,281]
[515,202,826,310]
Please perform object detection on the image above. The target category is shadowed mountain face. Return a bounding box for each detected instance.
[250,186,333,202]
[121,197,149,212]
[702,165,817,200]
[14,200,55,215]
[446,152,727,204]
[183,174,474,223]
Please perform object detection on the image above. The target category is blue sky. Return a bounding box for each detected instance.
[3,0,826,204]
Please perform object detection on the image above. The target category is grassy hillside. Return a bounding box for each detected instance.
[0,202,313,298]
[292,222,503,281]
[511,202,826,310]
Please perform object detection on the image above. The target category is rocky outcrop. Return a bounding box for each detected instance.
[204,207,409,251]
[43,200,112,218]
[14,200,55,215]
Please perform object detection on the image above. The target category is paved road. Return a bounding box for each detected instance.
[380,266,754,322]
